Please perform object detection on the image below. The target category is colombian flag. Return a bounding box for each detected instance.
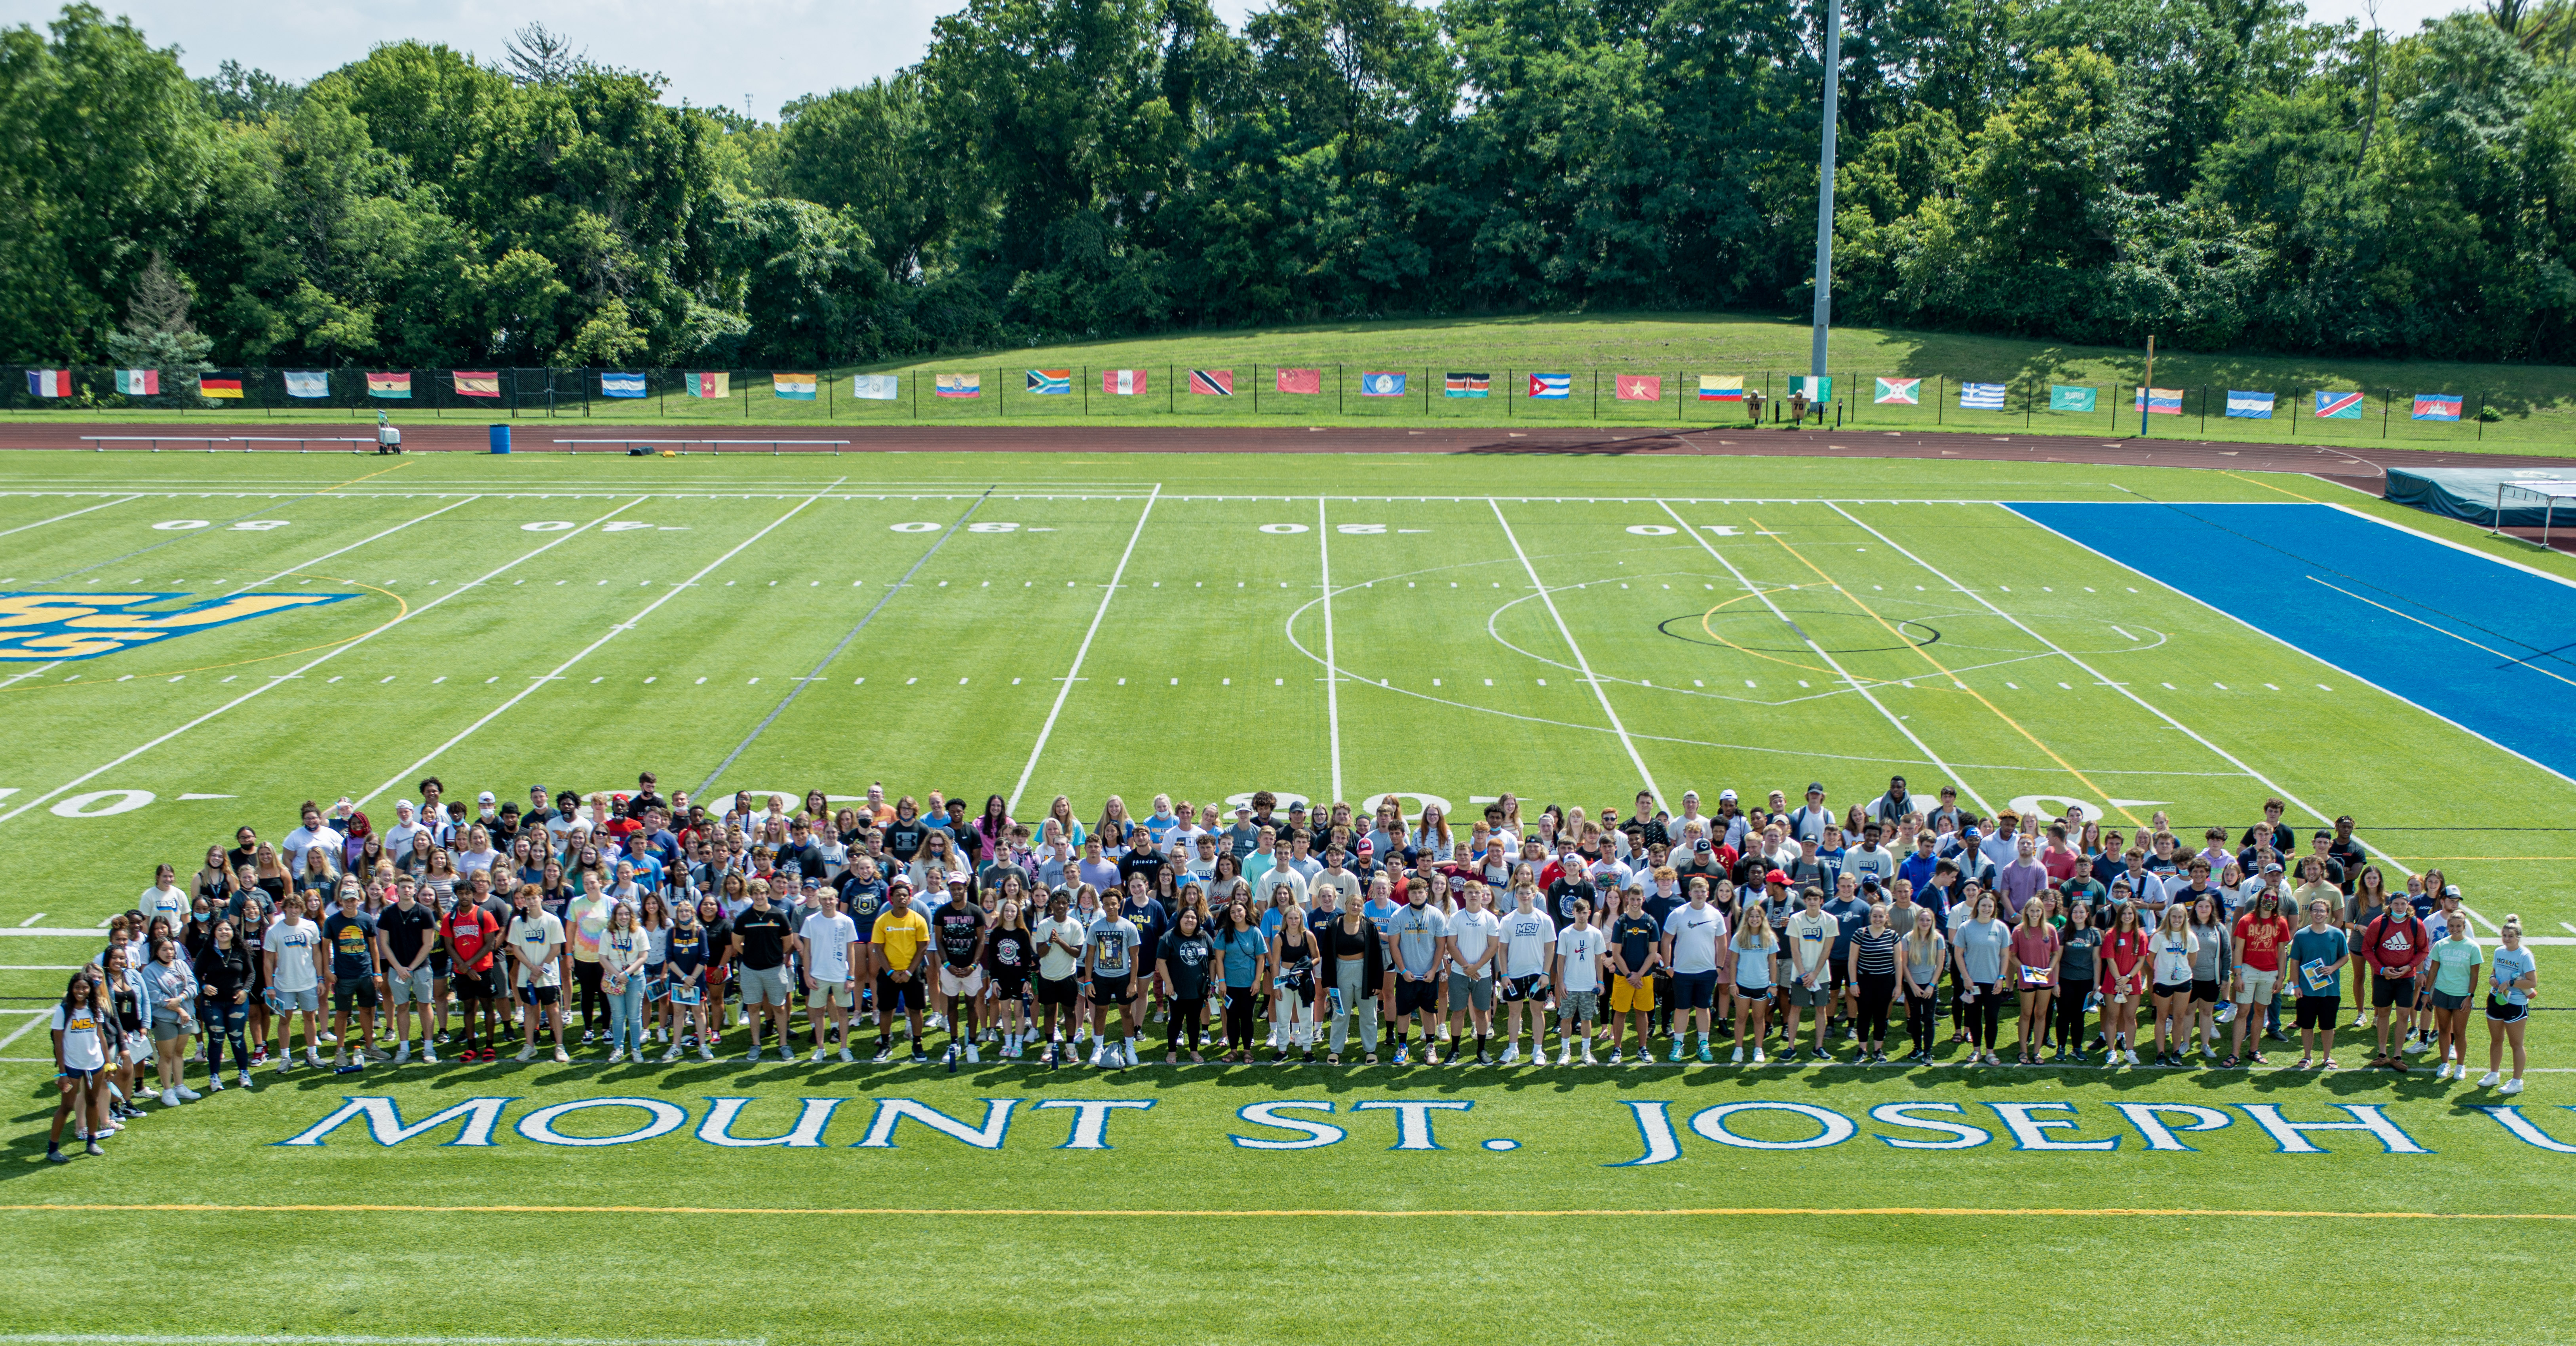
[1697,376,1744,402]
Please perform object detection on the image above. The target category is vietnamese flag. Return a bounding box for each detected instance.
[1614,375,1662,402]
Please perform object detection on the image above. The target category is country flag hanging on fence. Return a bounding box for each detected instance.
[601,372,647,398]
[1958,381,2007,411]
[1527,373,1571,399]
[2314,390,2364,419]
[283,371,329,399]
[1697,376,1744,402]
[852,374,898,401]
[1102,368,1148,395]
[1445,372,1489,398]
[367,372,412,399]
[1026,369,1071,395]
[25,369,68,397]
[1275,368,1321,395]
[114,369,158,396]
[686,372,729,399]
[1615,375,1661,401]
[2226,390,2275,419]
[772,373,817,400]
[1789,375,1832,401]
[2413,393,2463,422]
[2135,386,2184,415]
[1188,369,1233,396]
[935,373,980,399]
[1361,372,1407,397]
[198,374,243,399]
[1874,377,1919,405]
[453,371,500,398]
[2049,385,2097,413]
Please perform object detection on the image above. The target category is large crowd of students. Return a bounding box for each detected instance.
[47,772,2542,1162]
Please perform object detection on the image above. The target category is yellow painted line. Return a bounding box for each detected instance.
[320,461,414,492]
[2219,470,2329,504]
[2304,575,2576,692]
[1697,588,1845,678]
[1748,514,2143,827]
[8,1202,2576,1222]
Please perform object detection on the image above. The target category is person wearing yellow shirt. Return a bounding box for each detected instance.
[870,880,932,1063]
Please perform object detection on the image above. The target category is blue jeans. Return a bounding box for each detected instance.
[606,976,647,1054]
[202,997,251,1073]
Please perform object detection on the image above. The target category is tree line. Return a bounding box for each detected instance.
[3,0,2570,372]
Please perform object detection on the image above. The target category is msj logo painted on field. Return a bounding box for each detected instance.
[0,591,353,660]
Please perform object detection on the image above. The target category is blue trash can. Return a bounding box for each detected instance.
[489,424,511,454]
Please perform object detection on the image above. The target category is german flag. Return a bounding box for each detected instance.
[199,374,243,399]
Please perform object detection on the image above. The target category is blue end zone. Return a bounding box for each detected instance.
[2004,501,2576,783]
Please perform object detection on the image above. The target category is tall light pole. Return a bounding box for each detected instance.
[1809,0,1844,397]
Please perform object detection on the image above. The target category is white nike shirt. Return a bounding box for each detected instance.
[1500,905,1557,977]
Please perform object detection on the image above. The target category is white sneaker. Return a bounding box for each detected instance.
[699,1045,716,1062]
[394,1043,411,1065]
[160,1088,183,1106]
[2125,1049,2141,1065]
[811,1047,829,1064]
[661,1048,682,1063]
[513,1046,535,1062]
[966,1044,981,1064]
[237,1070,254,1089]
[2479,1070,2502,1087]
[605,1049,625,1064]
[176,1084,202,1101]
[305,1049,324,1068]
[1752,1048,1766,1065]
[2502,1077,2525,1095]
[2405,1036,2430,1054]
[926,1012,947,1031]
[2350,1012,2367,1029]
[206,1074,224,1092]
[1582,1045,1597,1065]
[1730,1047,1745,1063]
[1499,1045,1521,1065]
[1557,1047,1573,1067]
[422,1045,439,1064]
[838,1047,855,1063]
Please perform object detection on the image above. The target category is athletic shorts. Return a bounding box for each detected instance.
[332,979,380,1011]
[938,965,986,998]
[1091,973,1133,1004]
[990,973,1028,1000]
[457,967,502,1001]
[1559,990,1599,1022]
[1446,970,1494,1011]
[877,973,924,1012]
[387,965,435,1006]
[270,987,319,1013]
[2152,981,2192,1000]
[2235,969,2279,1004]
[2372,975,2414,1009]
[2487,996,2528,1024]
[2430,990,2468,1011]
[1610,977,1655,1013]
[2295,995,2340,1030]
[1789,979,1831,1009]
[1672,969,1719,1010]
[807,979,854,1010]
[519,983,560,1006]
[1499,972,1546,1004]
[2190,979,2220,1004]
[1035,974,1078,1009]
[1396,979,1439,1017]
[740,964,792,1007]
[151,1015,193,1042]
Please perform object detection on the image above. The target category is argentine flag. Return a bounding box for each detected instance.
[2225,390,2274,419]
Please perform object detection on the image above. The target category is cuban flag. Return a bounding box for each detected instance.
[2225,390,2274,419]
[26,369,69,397]
[851,374,898,401]
[1874,377,1919,405]
[1188,369,1233,396]
[1102,368,1147,395]
[1958,381,2007,410]
[1361,372,1407,397]
[2134,387,2184,415]
[1527,373,1571,399]
[2314,390,2365,419]
[1026,369,1071,395]
[2412,393,2463,422]
[601,373,647,398]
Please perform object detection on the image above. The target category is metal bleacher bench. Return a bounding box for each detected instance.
[224,436,380,453]
[553,437,852,455]
[79,435,232,452]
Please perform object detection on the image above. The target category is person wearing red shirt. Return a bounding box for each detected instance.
[2363,903,2431,1069]
[443,897,503,1062]
[2228,891,2294,1066]
[2097,897,2150,1066]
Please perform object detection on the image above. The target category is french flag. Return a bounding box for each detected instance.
[26,369,69,397]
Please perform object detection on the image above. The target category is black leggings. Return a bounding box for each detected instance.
[1966,982,2003,1049]
[574,960,606,1026]
[1855,972,1896,1044]
[2056,979,2093,1048]
[1166,996,1206,1052]
[1905,989,1940,1052]
[1223,987,1258,1049]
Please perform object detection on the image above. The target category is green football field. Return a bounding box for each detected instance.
[4,447,2574,1342]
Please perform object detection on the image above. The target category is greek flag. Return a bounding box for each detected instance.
[1958,382,2007,411]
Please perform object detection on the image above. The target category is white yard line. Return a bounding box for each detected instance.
[0,1010,50,1053]
[1657,499,1990,813]
[1317,497,1344,802]
[0,494,142,539]
[237,495,479,592]
[0,498,644,829]
[357,481,847,806]
[0,661,63,690]
[1010,484,1162,814]
[1491,498,1663,805]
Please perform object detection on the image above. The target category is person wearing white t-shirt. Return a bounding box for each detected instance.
[1495,886,1557,1065]
[1781,887,1837,1063]
[262,898,326,1070]
[1554,901,1606,1065]
[800,890,862,1063]
[1443,884,1503,1063]
[281,803,344,877]
[1661,880,1728,1062]
[506,886,569,1063]
[139,864,186,932]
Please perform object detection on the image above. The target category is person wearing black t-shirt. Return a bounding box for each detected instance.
[1606,888,1663,1064]
[883,799,929,865]
[985,899,1036,1059]
[932,889,987,1067]
[729,888,797,1063]
[376,890,440,1064]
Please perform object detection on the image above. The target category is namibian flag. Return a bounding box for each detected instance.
[1874,377,1920,405]
[2412,393,2463,422]
[1275,368,1321,395]
[2134,386,2184,415]
[1698,376,1743,402]
[25,369,68,397]
[601,373,647,398]
[453,371,500,398]
[2314,390,2364,419]
[197,373,242,399]
[1188,369,1233,396]
[1102,368,1147,395]
[935,373,980,399]
[2225,390,2274,419]
[1527,373,1571,399]
[773,373,817,400]
[1360,372,1406,397]
[367,372,412,399]
[1026,369,1071,395]
[1614,375,1661,401]
[114,369,158,396]
[1445,372,1489,398]
[686,372,730,399]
